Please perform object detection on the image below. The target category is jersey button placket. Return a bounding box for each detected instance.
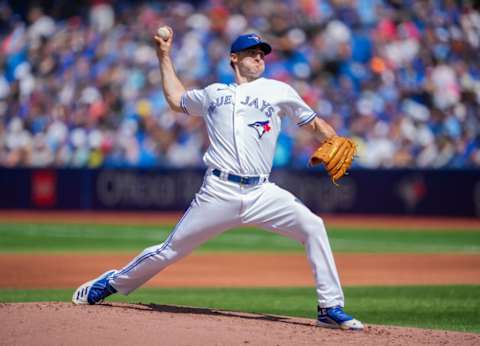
[237,114,247,174]
[233,89,245,174]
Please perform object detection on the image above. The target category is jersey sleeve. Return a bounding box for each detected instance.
[281,85,317,126]
[180,88,207,117]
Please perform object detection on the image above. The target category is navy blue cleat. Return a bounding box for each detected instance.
[72,270,118,305]
[317,306,364,330]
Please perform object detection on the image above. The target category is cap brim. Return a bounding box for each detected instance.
[255,42,272,55]
[232,42,272,55]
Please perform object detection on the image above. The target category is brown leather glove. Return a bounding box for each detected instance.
[309,136,356,185]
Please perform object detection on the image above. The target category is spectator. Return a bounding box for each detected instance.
[0,0,479,169]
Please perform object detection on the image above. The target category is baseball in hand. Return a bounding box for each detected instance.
[157,26,171,40]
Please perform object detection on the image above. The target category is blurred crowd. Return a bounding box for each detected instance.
[1,0,479,169]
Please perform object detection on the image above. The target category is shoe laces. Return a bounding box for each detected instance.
[327,307,353,322]
[89,278,116,302]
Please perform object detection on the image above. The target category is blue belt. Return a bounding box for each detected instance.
[212,169,265,186]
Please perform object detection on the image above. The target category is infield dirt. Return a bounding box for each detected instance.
[1,253,480,288]
[1,210,480,230]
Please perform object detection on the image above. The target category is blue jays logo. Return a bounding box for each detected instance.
[248,34,261,42]
[248,120,271,139]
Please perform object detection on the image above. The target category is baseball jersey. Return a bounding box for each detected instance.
[180,77,317,175]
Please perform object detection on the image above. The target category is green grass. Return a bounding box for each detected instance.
[1,286,478,333]
[0,223,479,253]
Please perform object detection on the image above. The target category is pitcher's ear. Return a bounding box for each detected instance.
[230,53,237,69]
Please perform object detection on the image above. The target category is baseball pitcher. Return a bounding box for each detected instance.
[72,28,362,331]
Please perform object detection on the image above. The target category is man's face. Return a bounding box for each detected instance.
[231,47,266,78]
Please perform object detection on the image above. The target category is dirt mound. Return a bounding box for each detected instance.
[1,303,478,346]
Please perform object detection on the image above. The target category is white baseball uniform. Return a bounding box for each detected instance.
[109,77,345,308]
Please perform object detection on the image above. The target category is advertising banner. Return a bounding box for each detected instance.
[0,168,478,217]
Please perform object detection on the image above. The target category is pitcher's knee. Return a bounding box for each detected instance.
[301,216,327,238]
[141,243,167,255]
[314,216,326,229]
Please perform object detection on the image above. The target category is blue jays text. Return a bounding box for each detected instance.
[208,95,275,118]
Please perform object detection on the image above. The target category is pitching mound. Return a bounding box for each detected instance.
[1,303,479,346]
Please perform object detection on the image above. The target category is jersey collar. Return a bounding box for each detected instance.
[230,77,264,88]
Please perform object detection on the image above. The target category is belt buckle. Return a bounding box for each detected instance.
[220,171,228,181]
[240,176,249,185]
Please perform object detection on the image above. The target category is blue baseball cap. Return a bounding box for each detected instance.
[230,33,272,55]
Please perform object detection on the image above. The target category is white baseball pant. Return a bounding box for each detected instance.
[109,171,345,308]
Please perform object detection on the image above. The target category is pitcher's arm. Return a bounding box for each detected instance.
[154,27,185,113]
[305,116,337,142]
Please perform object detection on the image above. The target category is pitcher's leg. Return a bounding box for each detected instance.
[110,178,242,295]
[242,183,344,308]
[299,214,344,308]
[72,175,242,305]
[111,205,238,294]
